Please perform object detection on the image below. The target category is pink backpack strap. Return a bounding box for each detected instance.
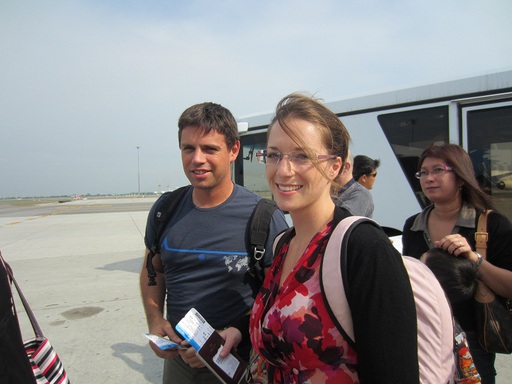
[321,216,373,344]
[272,232,286,255]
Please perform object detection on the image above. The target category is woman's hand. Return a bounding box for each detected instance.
[436,234,512,298]
[435,234,476,260]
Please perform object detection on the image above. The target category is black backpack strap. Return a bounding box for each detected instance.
[146,185,191,286]
[246,198,279,284]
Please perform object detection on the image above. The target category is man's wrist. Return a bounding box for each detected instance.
[230,313,250,344]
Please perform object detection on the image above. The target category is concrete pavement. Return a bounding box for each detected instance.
[0,197,163,383]
[0,197,510,383]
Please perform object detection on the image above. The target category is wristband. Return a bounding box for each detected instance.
[473,252,483,268]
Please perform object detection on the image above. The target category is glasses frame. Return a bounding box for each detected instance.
[415,165,453,179]
[256,150,337,166]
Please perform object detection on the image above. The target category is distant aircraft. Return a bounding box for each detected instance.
[495,172,512,190]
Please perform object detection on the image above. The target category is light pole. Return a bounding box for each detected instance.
[137,146,141,196]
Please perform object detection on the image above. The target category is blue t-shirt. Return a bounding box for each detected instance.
[145,184,288,330]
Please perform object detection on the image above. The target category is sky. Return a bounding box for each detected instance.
[1,0,512,198]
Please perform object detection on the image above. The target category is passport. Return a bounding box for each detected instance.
[175,308,247,384]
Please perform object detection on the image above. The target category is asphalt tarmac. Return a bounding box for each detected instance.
[0,197,510,383]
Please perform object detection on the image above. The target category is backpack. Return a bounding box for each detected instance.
[322,216,456,384]
[145,186,279,286]
[274,215,455,383]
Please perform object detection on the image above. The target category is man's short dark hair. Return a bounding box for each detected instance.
[178,102,239,149]
[352,155,380,181]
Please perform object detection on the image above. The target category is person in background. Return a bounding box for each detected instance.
[335,149,374,217]
[140,102,288,384]
[250,93,419,383]
[402,143,512,384]
[352,155,380,190]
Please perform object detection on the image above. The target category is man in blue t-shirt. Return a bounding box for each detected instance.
[140,102,288,384]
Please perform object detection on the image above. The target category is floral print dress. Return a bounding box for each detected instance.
[250,223,359,384]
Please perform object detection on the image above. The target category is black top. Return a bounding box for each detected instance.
[341,207,420,382]
[402,205,512,331]
[0,260,37,384]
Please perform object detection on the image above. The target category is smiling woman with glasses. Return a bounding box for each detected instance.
[402,143,512,383]
[249,93,420,383]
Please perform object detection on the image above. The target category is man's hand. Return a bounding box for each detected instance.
[218,327,242,358]
[179,327,243,368]
[148,319,183,359]
[179,343,205,368]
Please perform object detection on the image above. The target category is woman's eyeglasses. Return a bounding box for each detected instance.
[256,150,337,167]
[415,166,453,179]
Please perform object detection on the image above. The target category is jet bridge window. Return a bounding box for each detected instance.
[234,131,272,199]
[378,106,449,208]
[466,105,512,220]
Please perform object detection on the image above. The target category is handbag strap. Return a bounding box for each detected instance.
[473,210,500,303]
[475,210,492,259]
[0,252,45,338]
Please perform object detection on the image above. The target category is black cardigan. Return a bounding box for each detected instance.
[337,207,419,383]
[402,208,512,332]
